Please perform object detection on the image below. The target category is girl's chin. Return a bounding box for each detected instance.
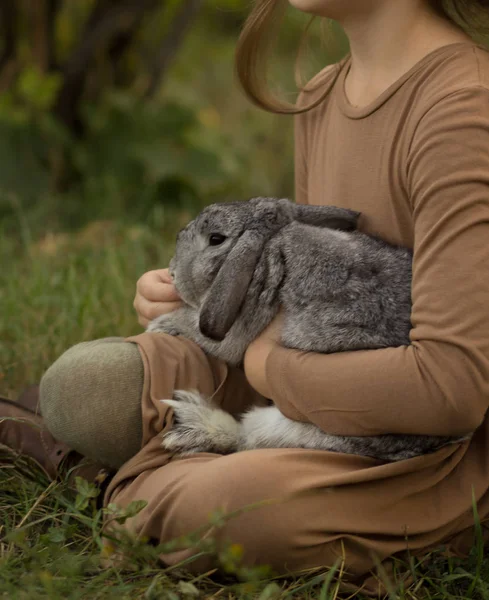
[287,0,338,18]
[287,0,368,20]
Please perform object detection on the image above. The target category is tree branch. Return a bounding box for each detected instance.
[0,1,17,74]
[107,9,147,87]
[27,0,61,72]
[46,0,61,70]
[53,0,160,135]
[144,0,203,99]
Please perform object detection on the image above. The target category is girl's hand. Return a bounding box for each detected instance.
[243,312,284,398]
[134,268,183,328]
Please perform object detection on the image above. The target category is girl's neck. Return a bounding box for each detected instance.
[339,1,472,107]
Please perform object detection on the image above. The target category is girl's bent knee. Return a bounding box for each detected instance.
[40,338,144,468]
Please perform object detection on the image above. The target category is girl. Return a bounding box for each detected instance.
[3,0,489,593]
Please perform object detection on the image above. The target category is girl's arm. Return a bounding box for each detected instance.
[245,87,489,438]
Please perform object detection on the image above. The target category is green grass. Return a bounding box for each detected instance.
[2,218,489,599]
[0,214,180,395]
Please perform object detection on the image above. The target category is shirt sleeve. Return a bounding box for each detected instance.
[268,87,489,438]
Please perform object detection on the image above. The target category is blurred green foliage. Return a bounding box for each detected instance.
[0,0,347,235]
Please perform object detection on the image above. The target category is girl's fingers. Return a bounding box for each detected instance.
[134,268,183,328]
[138,316,150,329]
[134,295,183,324]
[156,268,173,284]
[136,269,181,303]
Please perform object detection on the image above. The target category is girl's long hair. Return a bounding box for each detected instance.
[235,0,489,115]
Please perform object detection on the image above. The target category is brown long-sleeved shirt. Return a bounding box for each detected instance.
[266,42,489,439]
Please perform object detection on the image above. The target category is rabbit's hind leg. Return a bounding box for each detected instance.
[161,391,240,456]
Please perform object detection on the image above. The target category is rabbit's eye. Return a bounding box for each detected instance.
[209,233,227,246]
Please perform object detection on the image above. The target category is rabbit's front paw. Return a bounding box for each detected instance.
[161,390,239,455]
[147,314,181,336]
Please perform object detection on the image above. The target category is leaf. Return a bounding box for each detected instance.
[177,581,200,597]
[75,476,99,510]
[257,582,282,600]
[47,527,66,544]
[113,499,148,524]
[75,496,89,512]
[124,499,148,518]
[75,476,99,499]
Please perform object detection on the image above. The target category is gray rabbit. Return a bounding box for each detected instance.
[148,197,468,461]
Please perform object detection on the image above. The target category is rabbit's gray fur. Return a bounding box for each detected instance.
[148,197,469,461]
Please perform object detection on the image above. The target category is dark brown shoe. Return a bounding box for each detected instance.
[0,395,111,486]
[16,384,42,415]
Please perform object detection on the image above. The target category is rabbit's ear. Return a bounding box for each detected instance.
[199,230,264,341]
[293,204,360,231]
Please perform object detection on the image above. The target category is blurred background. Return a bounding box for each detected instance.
[0,0,347,395]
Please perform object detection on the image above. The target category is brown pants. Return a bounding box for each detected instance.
[102,333,489,595]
